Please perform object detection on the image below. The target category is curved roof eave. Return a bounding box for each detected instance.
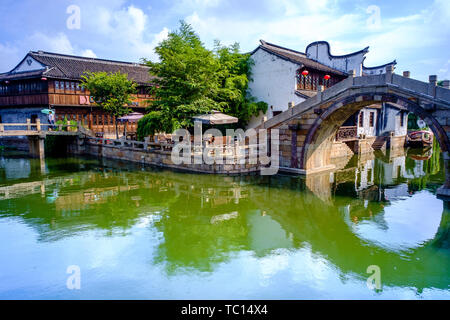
[305,41,370,59]
[362,59,397,70]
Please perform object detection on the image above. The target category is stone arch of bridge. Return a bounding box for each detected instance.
[300,92,450,187]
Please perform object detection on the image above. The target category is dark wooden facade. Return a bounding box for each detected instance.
[0,51,155,135]
[296,68,346,91]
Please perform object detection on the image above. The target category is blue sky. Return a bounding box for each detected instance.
[0,0,449,81]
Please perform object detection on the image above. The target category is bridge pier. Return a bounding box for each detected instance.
[28,136,45,160]
[437,155,450,199]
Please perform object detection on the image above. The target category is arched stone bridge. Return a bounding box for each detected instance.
[258,71,450,198]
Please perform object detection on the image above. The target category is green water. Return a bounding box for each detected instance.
[0,147,449,299]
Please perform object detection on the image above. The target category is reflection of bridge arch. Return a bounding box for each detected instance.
[302,93,450,180]
[261,73,450,196]
[251,186,450,291]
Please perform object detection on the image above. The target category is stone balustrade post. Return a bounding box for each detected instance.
[429,75,437,86]
[429,75,437,97]
[442,80,450,89]
[36,118,41,132]
[385,65,395,83]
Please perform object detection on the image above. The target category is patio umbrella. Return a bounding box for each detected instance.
[192,110,238,125]
[118,112,144,123]
[41,108,53,114]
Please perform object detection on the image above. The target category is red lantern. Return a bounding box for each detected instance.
[324,75,331,80]
[301,70,309,76]
[41,77,47,81]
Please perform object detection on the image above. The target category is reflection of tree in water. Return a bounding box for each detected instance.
[407,139,443,193]
[0,153,448,291]
[152,194,253,274]
[251,181,450,291]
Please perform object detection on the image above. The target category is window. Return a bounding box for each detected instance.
[65,81,70,90]
[359,112,364,127]
[76,83,80,91]
[71,82,75,90]
[369,112,375,127]
[55,81,59,90]
[400,113,405,127]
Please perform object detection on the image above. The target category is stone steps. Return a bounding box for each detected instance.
[372,136,387,150]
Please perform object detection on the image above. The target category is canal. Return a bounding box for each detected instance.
[0,145,449,299]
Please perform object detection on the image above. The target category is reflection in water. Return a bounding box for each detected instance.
[0,145,449,299]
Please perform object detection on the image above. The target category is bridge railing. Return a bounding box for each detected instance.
[85,136,265,161]
[0,119,80,134]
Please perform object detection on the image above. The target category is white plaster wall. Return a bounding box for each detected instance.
[378,105,408,137]
[247,110,266,129]
[363,66,389,75]
[306,42,365,75]
[247,48,305,129]
[12,55,46,73]
[357,108,378,137]
[395,113,408,136]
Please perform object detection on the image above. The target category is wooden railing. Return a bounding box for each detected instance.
[336,126,358,141]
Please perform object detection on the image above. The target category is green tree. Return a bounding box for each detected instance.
[138,21,267,139]
[81,71,137,139]
[213,41,268,125]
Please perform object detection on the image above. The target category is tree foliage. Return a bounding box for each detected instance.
[81,71,137,138]
[138,21,267,139]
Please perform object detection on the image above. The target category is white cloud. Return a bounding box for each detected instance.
[184,0,450,80]
[85,5,169,61]
[0,0,449,81]
[438,60,450,79]
[0,32,98,71]
[186,8,365,52]
[279,0,335,16]
[388,14,421,23]
[81,49,97,58]
[28,32,75,55]
[0,43,21,71]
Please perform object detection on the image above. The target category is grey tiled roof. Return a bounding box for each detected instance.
[0,51,154,84]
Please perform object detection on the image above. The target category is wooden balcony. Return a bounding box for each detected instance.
[336,126,358,141]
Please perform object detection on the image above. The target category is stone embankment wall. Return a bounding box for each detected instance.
[71,137,262,175]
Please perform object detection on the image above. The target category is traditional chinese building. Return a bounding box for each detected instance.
[247,40,407,155]
[0,51,154,134]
